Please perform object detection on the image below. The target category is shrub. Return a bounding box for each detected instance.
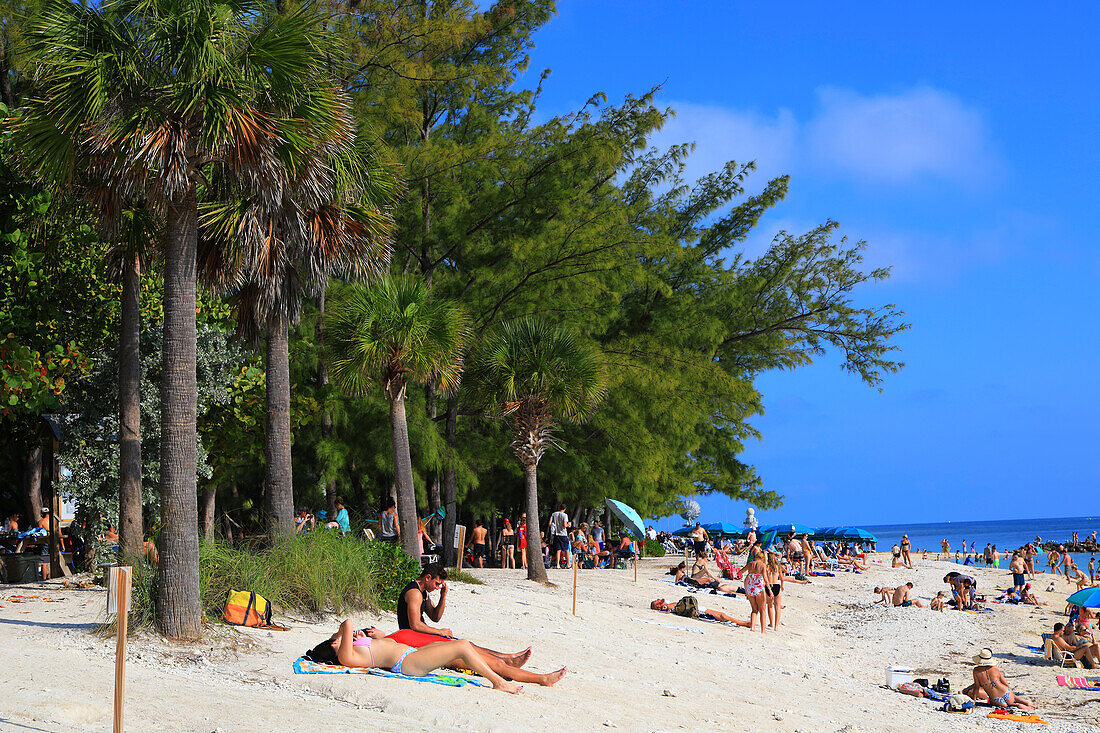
[118,531,420,632]
[642,539,665,557]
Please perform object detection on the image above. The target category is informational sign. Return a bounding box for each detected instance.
[454,525,466,549]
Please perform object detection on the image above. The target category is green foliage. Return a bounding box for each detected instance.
[121,532,419,629]
[58,320,247,535]
[642,539,665,558]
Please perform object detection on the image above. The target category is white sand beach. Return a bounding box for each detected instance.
[1,555,1096,732]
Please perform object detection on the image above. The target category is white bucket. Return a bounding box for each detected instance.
[886,666,915,688]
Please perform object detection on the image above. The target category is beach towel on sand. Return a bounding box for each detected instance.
[1056,675,1100,690]
[293,657,485,687]
[986,710,1048,724]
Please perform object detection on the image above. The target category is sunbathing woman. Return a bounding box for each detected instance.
[328,619,523,693]
[650,599,751,627]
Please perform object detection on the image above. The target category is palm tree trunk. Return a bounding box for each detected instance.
[156,186,202,640]
[442,396,458,566]
[118,250,143,561]
[387,391,420,559]
[522,462,547,582]
[264,303,294,539]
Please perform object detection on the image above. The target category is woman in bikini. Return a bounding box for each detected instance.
[965,648,1036,709]
[685,551,739,593]
[765,551,784,631]
[499,519,515,569]
[327,619,522,693]
[742,548,769,634]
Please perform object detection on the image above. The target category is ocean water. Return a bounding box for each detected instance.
[864,515,1100,571]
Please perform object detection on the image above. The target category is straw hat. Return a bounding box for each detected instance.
[972,647,996,666]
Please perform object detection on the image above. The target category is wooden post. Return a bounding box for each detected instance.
[109,566,132,733]
[456,526,466,570]
[634,544,638,583]
[572,559,578,615]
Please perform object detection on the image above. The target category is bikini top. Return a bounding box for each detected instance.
[353,634,372,648]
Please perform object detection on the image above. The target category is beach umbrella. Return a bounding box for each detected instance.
[812,527,838,539]
[1066,588,1100,609]
[702,522,742,537]
[672,526,695,537]
[850,527,878,542]
[763,523,816,536]
[604,498,645,584]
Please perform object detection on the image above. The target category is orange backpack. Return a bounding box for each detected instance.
[222,590,287,630]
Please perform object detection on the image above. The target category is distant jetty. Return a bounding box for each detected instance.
[1040,541,1100,553]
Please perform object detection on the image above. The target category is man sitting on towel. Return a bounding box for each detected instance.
[397,563,453,637]
[892,582,924,608]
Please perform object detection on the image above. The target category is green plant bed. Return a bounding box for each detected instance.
[120,531,420,632]
[642,539,665,557]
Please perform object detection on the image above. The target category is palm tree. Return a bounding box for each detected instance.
[18,0,351,639]
[199,131,397,539]
[468,318,606,582]
[108,207,158,561]
[326,275,469,560]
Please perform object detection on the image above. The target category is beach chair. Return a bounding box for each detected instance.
[1043,634,1082,668]
[714,550,742,580]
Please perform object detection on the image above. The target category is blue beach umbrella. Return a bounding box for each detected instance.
[702,522,743,537]
[1066,588,1100,609]
[672,526,695,537]
[605,498,646,540]
[763,523,816,536]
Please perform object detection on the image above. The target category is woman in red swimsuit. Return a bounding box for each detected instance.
[518,514,528,569]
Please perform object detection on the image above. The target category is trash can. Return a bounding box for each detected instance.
[2,554,40,584]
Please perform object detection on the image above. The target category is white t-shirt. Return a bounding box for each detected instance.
[549,511,568,537]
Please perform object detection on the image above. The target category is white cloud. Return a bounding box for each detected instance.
[806,86,996,186]
[650,87,997,190]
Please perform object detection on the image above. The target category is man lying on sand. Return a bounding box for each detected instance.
[650,599,751,627]
[962,647,1036,709]
[892,582,924,608]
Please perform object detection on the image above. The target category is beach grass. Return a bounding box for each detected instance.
[113,531,419,632]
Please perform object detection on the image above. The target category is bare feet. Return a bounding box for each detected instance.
[494,680,523,694]
[540,667,567,686]
[510,647,533,667]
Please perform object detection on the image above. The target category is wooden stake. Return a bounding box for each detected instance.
[456,526,466,570]
[572,559,578,615]
[634,545,638,583]
[112,566,132,733]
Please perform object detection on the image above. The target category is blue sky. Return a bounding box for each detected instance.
[518,2,1100,528]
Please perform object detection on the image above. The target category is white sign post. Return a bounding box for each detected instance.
[107,566,132,733]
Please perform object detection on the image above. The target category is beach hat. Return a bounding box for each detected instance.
[972,648,996,666]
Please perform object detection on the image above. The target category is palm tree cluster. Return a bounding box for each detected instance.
[13,0,398,638]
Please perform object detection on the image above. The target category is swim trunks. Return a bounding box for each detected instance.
[900,600,913,607]
[472,542,487,558]
[1013,573,1026,587]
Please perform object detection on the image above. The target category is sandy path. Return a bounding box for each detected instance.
[1,554,1096,732]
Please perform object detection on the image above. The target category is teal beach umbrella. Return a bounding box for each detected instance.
[605,498,645,540]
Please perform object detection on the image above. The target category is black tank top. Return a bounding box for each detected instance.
[396,580,430,629]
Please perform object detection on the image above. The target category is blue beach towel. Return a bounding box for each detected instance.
[293,657,484,687]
